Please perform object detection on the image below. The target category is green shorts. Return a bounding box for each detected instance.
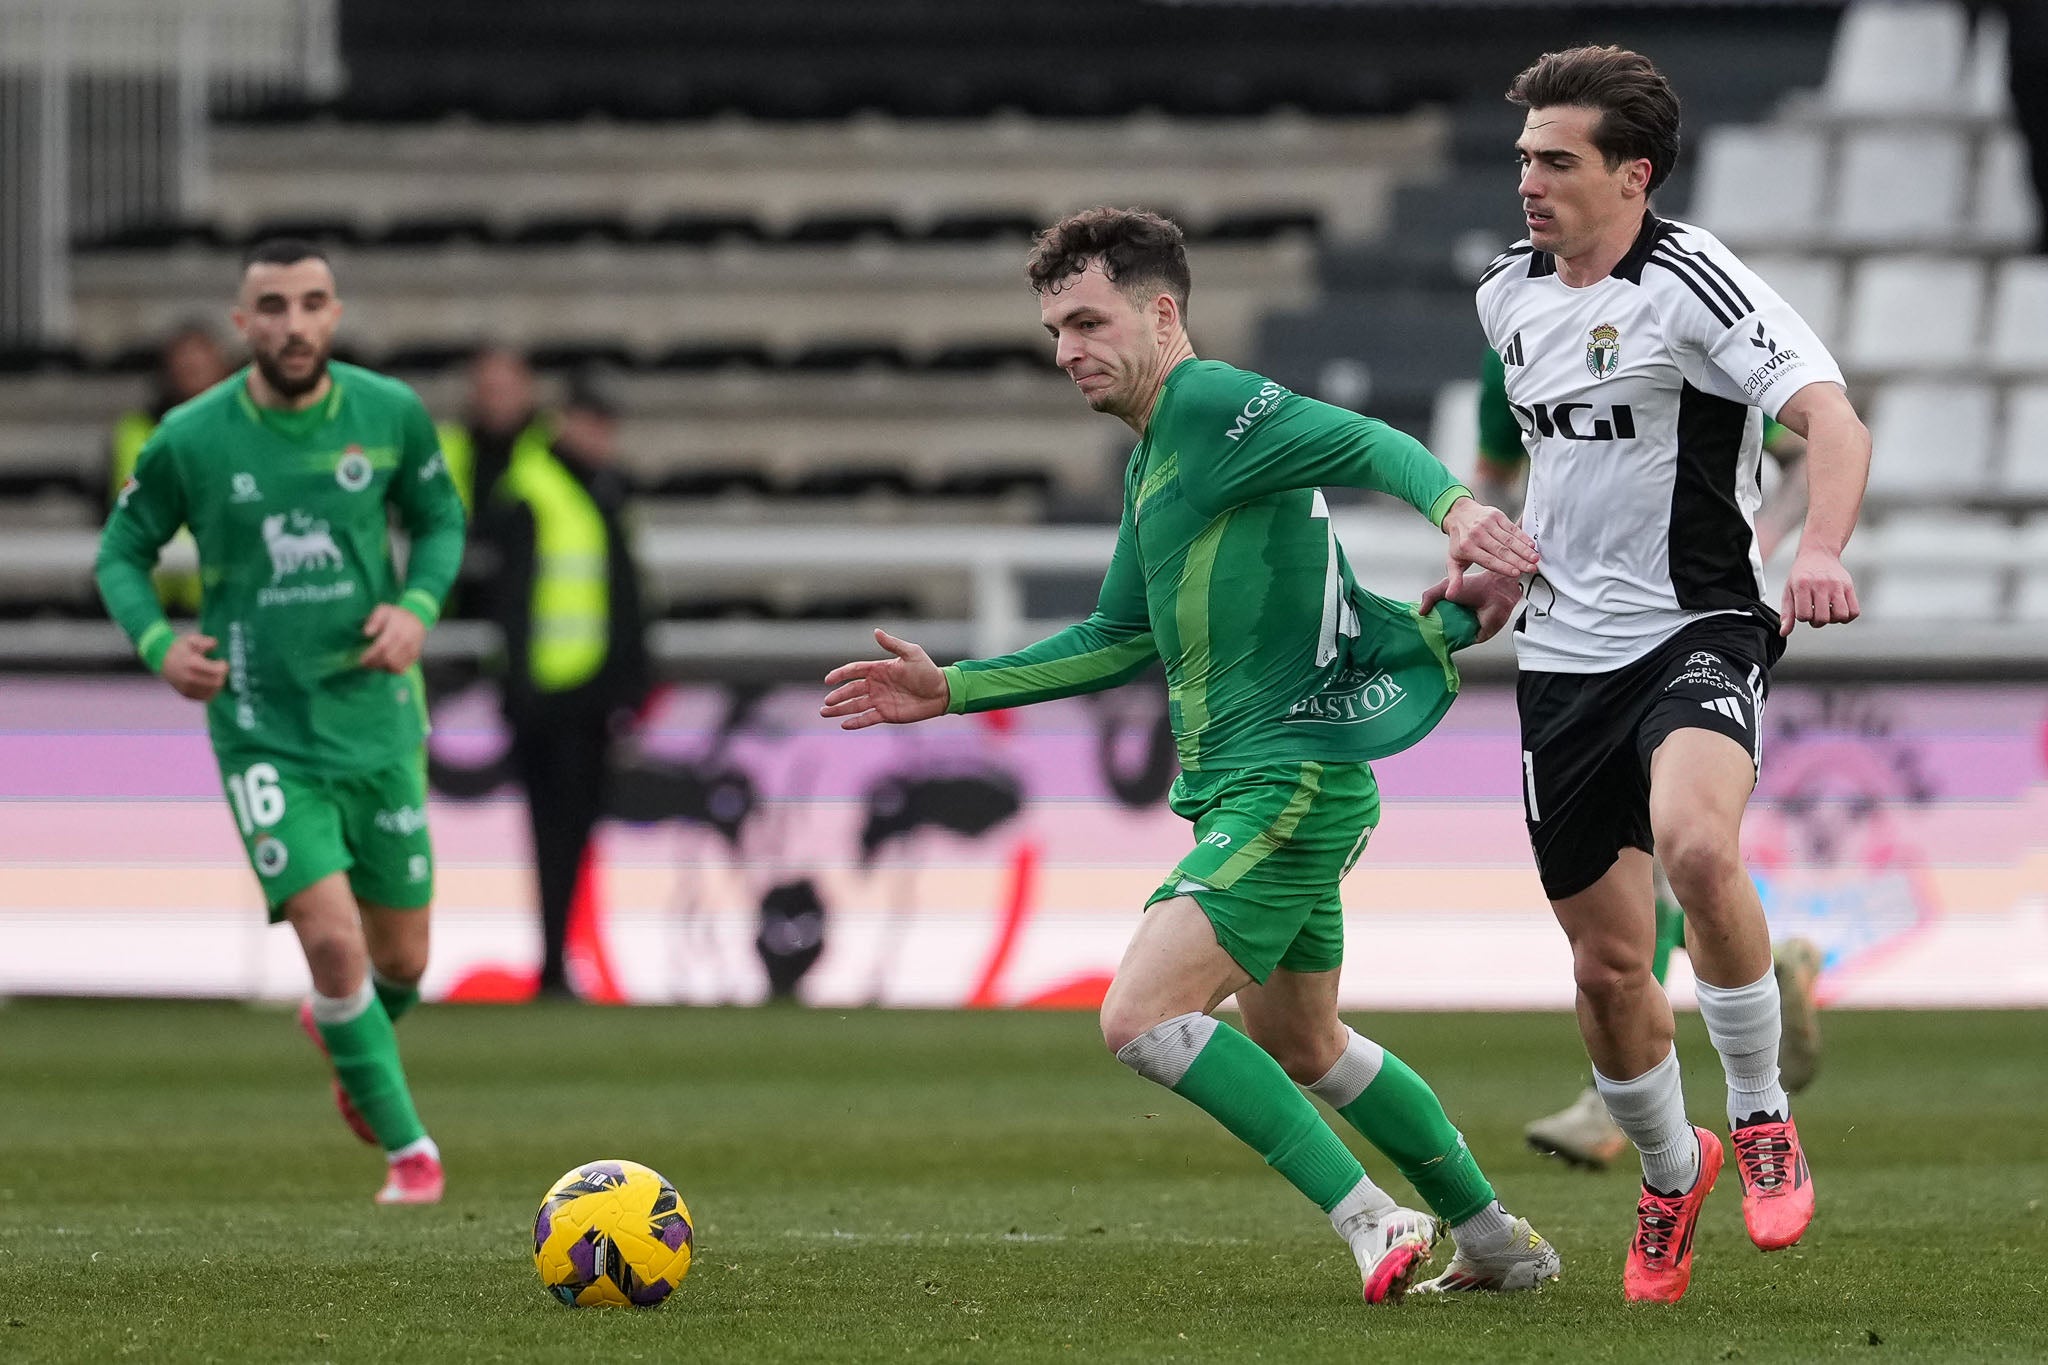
[1145,760,1379,983]
[213,749,435,919]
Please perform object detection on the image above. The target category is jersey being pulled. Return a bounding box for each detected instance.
[942,358,1474,771]
[96,362,467,772]
[1476,213,1842,673]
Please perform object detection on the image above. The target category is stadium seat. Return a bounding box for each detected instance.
[2014,516,2048,621]
[1977,133,2045,252]
[1688,125,1831,249]
[1744,255,1846,347]
[1828,128,1969,249]
[1996,384,2048,496]
[503,214,639,246]
[1842,256,1984,372]
[380,214,499,247]
[1862,511,2014,621]
[1988,259,2048,375]
[1864,380,1997,500]
[1821,0,1974,117]
[1965,6,2014,120]
[1428,379,1481,478]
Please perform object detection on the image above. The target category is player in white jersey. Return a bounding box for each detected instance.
[1435,45,1871,1305]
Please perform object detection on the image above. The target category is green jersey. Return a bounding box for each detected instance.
[96,362,467,773]
[944,358,1474,771]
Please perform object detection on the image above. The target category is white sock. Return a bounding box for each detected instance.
[1594,1048,1701,1195]
[389,1135,440,1165]
[1112,1012,1215,1088]
[1695,967,1790,1127]
[309,977,375,1025]
[1304,1028,1384,1108]
[1450,1200,1515,1259]
[1328,1174,1399,1242]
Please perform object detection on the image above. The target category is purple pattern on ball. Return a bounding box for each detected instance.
[534,1207,554,1249]
[567,1238,598,1281]
[583,1162,626,1184]
[660,1219,692,1251]
[628,1279,672,1306]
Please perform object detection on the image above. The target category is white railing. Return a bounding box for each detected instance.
[0,0,341,345]
[11,517,2048,676]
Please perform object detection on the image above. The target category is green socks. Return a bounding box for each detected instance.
[1307,1028,1497,1225]
[373,971,421,1024]
[313,979,427,1152]
[1117,1014,1366,1213]
[1652,894,1685,986]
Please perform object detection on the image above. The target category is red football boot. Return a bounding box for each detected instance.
[1623,1127,1723,1304]
[1733,1115,1815,1250]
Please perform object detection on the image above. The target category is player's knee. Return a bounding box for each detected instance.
[1572,938,1648,1007]
[1246,1020,1343,1085]
[300,930,368,997]
[1656,829,1743,907]
[370,942,426,989]
[1098,994,1148,1056]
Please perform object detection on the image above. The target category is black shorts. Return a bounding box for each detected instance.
[1516,615,1782,901]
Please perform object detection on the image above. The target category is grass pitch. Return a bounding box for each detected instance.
[0,1001,2042,1363]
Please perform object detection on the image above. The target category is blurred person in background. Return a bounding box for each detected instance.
[95,239,465,1205]
[437,345,553,513]
[478,374,650,1000]
[108,324,233,614]
[1471,346,1826,1170]
[1977,0,2048,253]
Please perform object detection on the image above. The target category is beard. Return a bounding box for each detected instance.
[251,340,329,399]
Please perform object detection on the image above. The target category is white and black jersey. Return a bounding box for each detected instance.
[1476,212,1843,673]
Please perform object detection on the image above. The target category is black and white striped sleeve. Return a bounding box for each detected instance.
[1649,229,1844,418]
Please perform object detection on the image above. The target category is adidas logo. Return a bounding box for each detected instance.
[1501,331,1526,367]
[1700,696,1746,724]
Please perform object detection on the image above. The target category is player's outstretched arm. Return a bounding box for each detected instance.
[821,628,950,730]
[1773,381,1869,635]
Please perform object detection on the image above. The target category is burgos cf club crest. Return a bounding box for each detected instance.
[1585,322,1621,380]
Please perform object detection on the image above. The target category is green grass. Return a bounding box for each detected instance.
[0,1002,2042,1363]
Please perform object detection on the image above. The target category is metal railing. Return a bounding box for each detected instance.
[0,0,341,346]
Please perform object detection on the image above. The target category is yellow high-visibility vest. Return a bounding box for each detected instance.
[495,443,610,692]
[110,409,202,614]
[436,418,554,512]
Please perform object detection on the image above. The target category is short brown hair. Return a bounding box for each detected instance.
[1026,207,1191,317]
[1508,45,1682,194]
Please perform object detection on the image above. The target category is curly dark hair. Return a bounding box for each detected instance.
[1025,207,1191,318]
[1508,45,1682,194]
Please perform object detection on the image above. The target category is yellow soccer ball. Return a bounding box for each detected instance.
[533,1160,694,1308]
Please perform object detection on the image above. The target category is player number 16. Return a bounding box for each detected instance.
[227,762,286,834]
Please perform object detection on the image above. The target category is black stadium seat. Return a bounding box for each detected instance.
[787,341,910,372]
[644,213,769,247]
[503,214,639,247]
[781,212,906,246]
[786,467,917,499]
[650,342,776,371]
[379,214,501,247]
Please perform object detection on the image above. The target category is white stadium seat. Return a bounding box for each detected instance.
[1829,127,1969,248]
[1429,379,1481,480]
[1842,256,1984,372]
[1989,259,2048,376]
[1965,7,2014,120]
[1862,511,2014,621]
[1998,385,2048,496]
[2015,516,2048,621]
[1743,255,1846,347]
[1864,381,1997,499]
[1977,133,2045,254]
[1822,1,1973,117]
[1689,125,1830,248]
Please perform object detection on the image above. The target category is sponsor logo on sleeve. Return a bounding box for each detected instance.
[1741,320,1804,398]
[1223,380,1289,442]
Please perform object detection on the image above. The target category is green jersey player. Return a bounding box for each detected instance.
[822,209,1559,1302]
[96,239,467,1204]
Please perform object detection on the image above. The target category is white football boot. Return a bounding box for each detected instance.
[1415,1218,1563,1293]
[1524,1085,1628,1169]
[1340,1205,1441,1305]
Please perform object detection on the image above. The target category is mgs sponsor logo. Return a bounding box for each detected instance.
[1223,381,1289,442]
[259,511,355,606]
[254,835,289,877]
[375,804,429,836]
[1285,669,1407,725]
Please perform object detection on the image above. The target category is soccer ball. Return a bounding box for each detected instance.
[533,1159,694,1308]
